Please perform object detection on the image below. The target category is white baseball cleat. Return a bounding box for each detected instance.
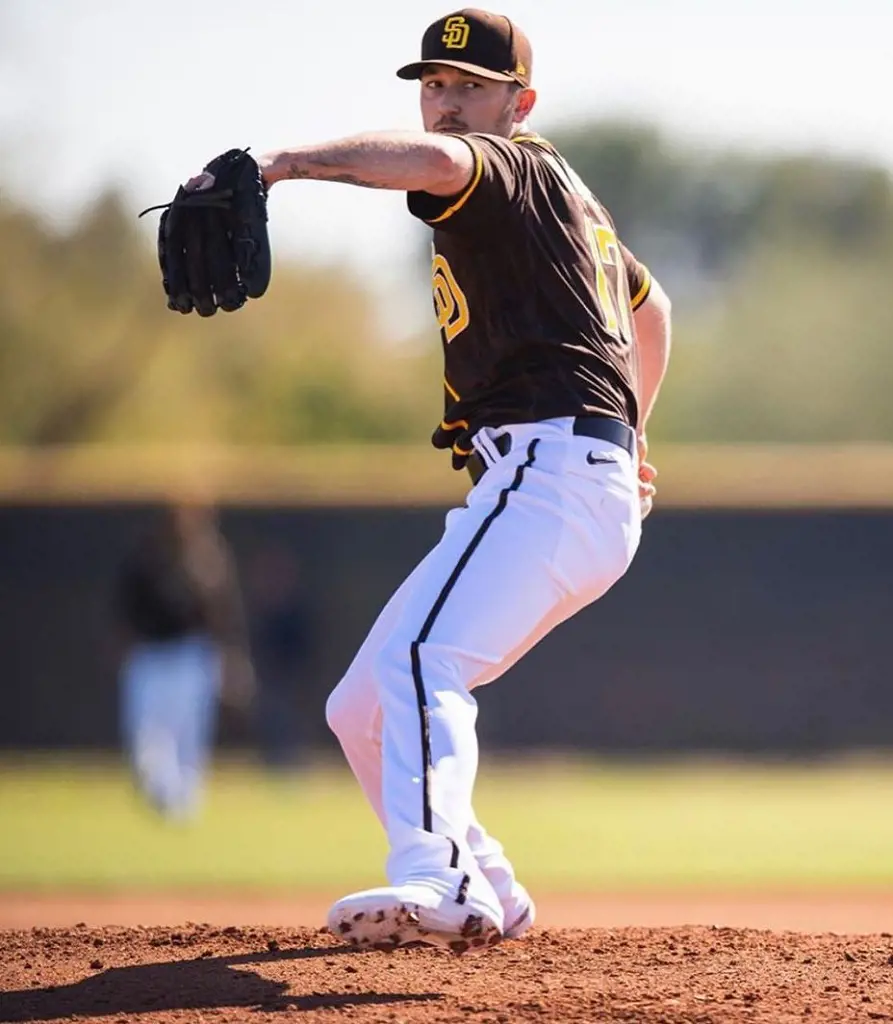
[327,874,504,955]
[502,884,536,940]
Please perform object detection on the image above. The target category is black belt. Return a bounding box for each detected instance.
[465,416,636,485]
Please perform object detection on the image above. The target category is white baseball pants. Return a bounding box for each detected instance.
[326,416,641,895]
[119,634,220,817]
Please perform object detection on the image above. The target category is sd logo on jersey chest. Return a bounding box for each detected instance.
[432,254,470,343]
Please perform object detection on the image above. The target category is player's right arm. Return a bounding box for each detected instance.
[618,244,672,437]
[630,275,672,518]
[256,132,475,197]
[632,276,672,435]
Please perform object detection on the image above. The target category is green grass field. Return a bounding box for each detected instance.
[2,756,893,892]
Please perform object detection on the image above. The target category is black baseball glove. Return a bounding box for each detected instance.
[139,148,272,316]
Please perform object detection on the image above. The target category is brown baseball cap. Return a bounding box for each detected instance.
[396,9,532,88]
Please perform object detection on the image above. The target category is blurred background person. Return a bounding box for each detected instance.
[246,544,315,774]
[112,500,254,819]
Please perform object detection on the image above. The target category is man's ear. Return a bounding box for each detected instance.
[516,87,537,120]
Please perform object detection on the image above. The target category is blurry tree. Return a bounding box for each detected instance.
[548,121,893,442]
[0,192,440,445]
[550,122,893,287]
[648,238,893,441]
[3,120,893,447]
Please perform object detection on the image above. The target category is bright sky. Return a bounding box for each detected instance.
[1,0,890,332]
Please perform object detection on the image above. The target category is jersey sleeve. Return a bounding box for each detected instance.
[406,133,535,234]
[621,241,652,311]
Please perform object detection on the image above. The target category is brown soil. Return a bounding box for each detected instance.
[3,900,893,1023]
[5,891,893,934]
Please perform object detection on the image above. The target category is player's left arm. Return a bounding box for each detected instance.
[254,132,475,196]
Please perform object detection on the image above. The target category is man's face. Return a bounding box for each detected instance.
[420,64,530,136]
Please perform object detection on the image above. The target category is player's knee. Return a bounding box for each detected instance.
[324,680,354,740]
[371,639,414,695]
[326,647,380,739]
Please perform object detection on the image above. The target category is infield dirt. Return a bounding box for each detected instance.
[3,916,893,1023]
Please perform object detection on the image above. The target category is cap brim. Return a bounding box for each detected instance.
[396,59,515,82]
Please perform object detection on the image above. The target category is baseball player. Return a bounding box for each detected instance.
[251,8,671,951]
[113,502,253,818]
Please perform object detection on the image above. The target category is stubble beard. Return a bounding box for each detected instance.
[429,92,519,137]
[494,96,520,138]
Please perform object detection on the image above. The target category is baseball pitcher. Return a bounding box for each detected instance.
[155,7,671,953]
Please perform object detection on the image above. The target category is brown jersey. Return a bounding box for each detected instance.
[407,132,652,463]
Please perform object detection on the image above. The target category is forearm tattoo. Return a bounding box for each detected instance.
[286,162,389,189]
[281,134,440,191]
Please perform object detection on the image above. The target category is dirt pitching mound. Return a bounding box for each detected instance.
[2,923,893,1023]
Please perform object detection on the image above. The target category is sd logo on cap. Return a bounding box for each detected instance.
[441,15,471,49]
[397,8,533,88]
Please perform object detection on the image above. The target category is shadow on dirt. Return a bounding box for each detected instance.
[0,943,444,1021]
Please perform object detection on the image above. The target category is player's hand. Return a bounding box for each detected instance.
[256,153,282,190]
[637,433,657,519]
[639,461,657,519]
[184,171,215,192]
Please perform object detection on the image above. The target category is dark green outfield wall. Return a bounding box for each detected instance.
[2,504,891,754]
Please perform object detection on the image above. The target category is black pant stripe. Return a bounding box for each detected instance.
[409,639,433,831]
[409,440,540,839]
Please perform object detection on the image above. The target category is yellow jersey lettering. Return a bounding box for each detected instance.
[584,223,633,342]
[432,254,470,343]
[540,147,635,342]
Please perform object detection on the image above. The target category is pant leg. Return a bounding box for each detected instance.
[461,595,589,901]
[326,550,438,822]
[120,638,220,816]
[172,636,221,812]
[370,427,640,884]
[120,643,182,811]
[327,558,583,899]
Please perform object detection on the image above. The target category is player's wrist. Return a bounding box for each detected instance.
[257,152,286,188]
